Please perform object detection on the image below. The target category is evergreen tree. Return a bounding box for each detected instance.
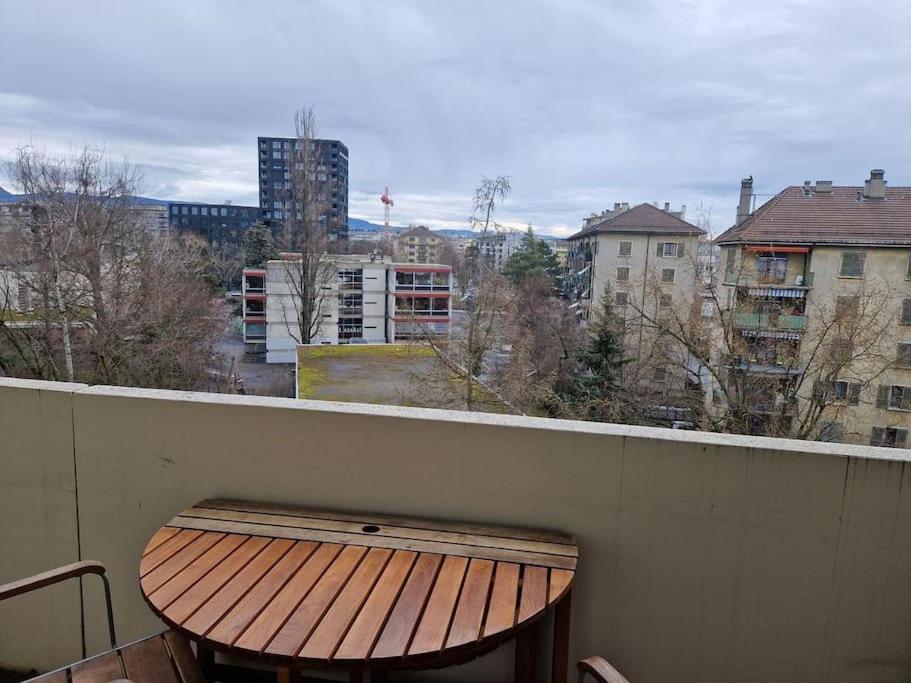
[557,290,627,419]
[502,226,560,287]
[243,221,278,268]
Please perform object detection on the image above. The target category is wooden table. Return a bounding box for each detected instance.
[139,499,578,682]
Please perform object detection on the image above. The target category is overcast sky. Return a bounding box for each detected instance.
[1,0,909,237]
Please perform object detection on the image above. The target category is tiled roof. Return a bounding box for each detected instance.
[397,225,437,239]
[716,186,911,246]
[568,203,704,240]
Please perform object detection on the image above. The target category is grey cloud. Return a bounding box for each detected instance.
[1,0,909,237]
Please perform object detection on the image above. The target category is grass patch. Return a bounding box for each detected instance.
[297,364,329,399]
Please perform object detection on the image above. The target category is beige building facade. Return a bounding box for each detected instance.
[716,170,911,446]
[394,225,443,263]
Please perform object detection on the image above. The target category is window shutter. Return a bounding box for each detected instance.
[876,385,889,408]
[898,344,911,368]
[677,242,685,258]
[805,272,814,287]
[848,383,861,406]
[812,380,825,403]
[902,299,911,325]
[871,427,885,446]
[656,242,664,257]
[897,429,909,449]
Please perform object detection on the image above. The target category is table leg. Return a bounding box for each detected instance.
[551,588,573,683]
[195,643,215,681]
[277,666,301,683]
[515,624,537,683]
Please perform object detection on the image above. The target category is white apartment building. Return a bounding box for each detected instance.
[243,255,451,363]
[475,231,523,271]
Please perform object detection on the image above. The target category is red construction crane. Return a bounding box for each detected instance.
[380,186,394,240]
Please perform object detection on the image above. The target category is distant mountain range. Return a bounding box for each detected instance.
[0,190,565,240]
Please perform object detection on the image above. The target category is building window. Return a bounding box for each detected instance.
[871,427,908,448]
[839,251,865,278]
[190,206,198,215]
[170,206,178,215]
[835,295,859,320]
[659,293,672,308]
[654,367,667,382]
[615,292,628,307]
[725,248,736,274]
[201,207,208,216]
[616,267,630,282]
[902,299,911,325]
[878,385,911,410]
[757,257,787,284]
[658,242,680,258]
[827,381,860,406]
[661,268,676,284]
[897,343,911,368]
[907,253,911,280]
[618,241,632,257]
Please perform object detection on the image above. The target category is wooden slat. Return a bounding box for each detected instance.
[408,555,469,655]
[371,553,443,660]
[446,558,494,648]
[206,541,317,645]
[197,499,573,545]
[171,515,576,570]
[143,526,181,556]
[165,535,270,623]
[183,505,577,559]
[299,547,393,660]
[120,634,179,683]
[234,543,343,653]
[162,630,207,683]
[183,538,295,636]
[549,568,574,603]
[140,529,204,577]
[147,534,248,609]
[70,650,124,683]
[266,545,368,657]
[334,550,417,661]
[517,565,548,623]
[141,532,225,593]
[482,562,520,637]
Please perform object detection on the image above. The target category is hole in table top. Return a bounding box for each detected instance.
[362,524,381,533]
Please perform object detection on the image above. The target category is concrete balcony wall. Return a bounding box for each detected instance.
[3,377,911,682]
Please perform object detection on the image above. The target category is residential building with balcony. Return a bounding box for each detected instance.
[715,170,911,445]
[243,256,450,363]
[475,231,523,271]
[168,201,259,244]
[564,203,705,410]
[257,136,349,244]
[393,225,443,263]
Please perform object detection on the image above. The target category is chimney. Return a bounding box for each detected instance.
[736,176,753,226]
[613,202,620,211]
[680,204,686,220]
[664,202,670,212]
[863,169,886,199]
[621,202,629,211]
[815,180,833,194]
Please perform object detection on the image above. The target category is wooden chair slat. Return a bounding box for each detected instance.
[120,633,179,683]
[69,650,124,683]
[163,631,207,683]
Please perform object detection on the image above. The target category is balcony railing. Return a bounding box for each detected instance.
[732,312,807,331]
[3,377,911,682]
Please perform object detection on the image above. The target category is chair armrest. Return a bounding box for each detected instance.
[0,561,107,601]
[0,560,116,649]
[577,656,631,683]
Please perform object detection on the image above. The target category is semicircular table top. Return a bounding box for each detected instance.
[139,499,578,672]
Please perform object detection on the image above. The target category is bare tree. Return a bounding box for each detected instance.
[1,145,228,389]
[626,249,900,439]
[275,107,336,345]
